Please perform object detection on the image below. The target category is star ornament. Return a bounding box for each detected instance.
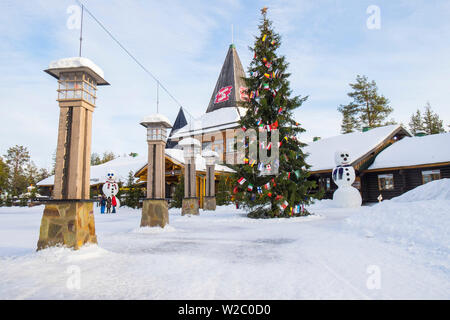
[261,6,268,15]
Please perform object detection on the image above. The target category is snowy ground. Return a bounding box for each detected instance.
[0,182,449,299]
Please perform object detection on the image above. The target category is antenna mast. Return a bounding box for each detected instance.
[79,4,84,57]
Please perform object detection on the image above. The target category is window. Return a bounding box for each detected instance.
[319,177,331,191]
[422,170,440,184]
[378,174,394,190]
[57,72,96,104]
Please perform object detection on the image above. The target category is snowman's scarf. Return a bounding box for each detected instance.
[333,165,352,180]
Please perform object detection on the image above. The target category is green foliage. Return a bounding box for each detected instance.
[0,156,9,193]
[91,151,117,166]
[123,171,143,209]
[232,9,319,218]
[3,145,31,196]
[170,176,184,208]
[409,103,445,135]
[216,175,232,206]
[338,75,394,132]
[422,103,445,135]
[409,109,424,135]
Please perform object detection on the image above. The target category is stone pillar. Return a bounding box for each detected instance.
[180,138,201,215]
[38,57,109,250]
[203,150,218,211]
[140,114,172,228]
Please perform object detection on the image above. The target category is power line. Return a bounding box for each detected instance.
[75,0,186,111]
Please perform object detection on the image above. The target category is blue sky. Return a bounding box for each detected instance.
[0,0,449,169]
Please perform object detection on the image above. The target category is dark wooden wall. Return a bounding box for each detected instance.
[361,164,450,202]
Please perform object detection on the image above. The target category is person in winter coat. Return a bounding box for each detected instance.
[100,195,106,214]
[112,195,117,214]
[106,197,112,214]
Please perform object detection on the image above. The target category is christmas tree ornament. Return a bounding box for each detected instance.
[238,177,246,185]
[262,34,267,42]
[247,184,254,192]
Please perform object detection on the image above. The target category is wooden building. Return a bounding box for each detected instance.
[306,125,411,200]
[362,132,450,202]
[169,44,247,164]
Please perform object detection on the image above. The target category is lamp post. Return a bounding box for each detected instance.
[202,150,218,211]
[140,114,172,228]
[37,57,109,250]
[179,138,201,215]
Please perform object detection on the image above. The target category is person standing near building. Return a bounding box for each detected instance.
[100,195,106,214]
[106,196,112,214]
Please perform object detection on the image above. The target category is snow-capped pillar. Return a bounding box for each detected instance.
[203,150,218,211]
[140,114,172,228]
[180,138,201,215]
[37,57,109,250]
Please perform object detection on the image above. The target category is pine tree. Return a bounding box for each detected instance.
[0,157,8,194]
[409,109,423,135]
[339,75,393,130]
[4,145,30,196]
[232,8,319,218]
[422,103,445,135]
[170,175,184,208]
[123,171,141,209]
[340,103,358,133]
[216,175,232,206]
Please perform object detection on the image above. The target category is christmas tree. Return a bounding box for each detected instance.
[232,7,320,218]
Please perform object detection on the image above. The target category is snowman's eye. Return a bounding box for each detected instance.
[345,154,349,157]
[341,154,344,157]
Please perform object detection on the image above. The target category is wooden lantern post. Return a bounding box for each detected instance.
[179,138,201,215]
[37,57,109,250]
[140,114,172,227]
[202,150,218,211]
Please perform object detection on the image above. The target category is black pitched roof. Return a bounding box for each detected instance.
[166,107,188,149]
[205,44,247,113]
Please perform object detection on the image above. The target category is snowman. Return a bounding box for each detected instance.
[332,150,362,208]
[102,170,120,212]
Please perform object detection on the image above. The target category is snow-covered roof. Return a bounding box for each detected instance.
[305,125,408,172]
[368,132,450,170]
[165,149,234,173]
[170,107,246,139]
[37,155,148,187]
[38,150,234,187]
[140,113,172,128]
[45,57,109,85]
[178,137,201,148]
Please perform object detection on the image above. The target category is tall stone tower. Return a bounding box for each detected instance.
[37,57,109,250]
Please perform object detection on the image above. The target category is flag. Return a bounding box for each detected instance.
[238,177,246,185]
[264,73,271,79]
[262,34,267,42]
[244,158,249,164]
[294,170,300,179]
[266,142,272,150]
[271,120,279,129]
[250,159,256,167]
[278,107,283,114]
[258,163,264,171]
[263,83,270,90]
[266,164,272,171]
[280,200,289,210]
[257,186,262,194]
[247,184,253,192]
[264,182,270,190]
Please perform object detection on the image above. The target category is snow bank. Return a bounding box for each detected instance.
[391,178,450,202]
[346,182,450,253]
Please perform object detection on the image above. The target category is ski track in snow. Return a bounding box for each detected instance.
[0,202,448,300]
